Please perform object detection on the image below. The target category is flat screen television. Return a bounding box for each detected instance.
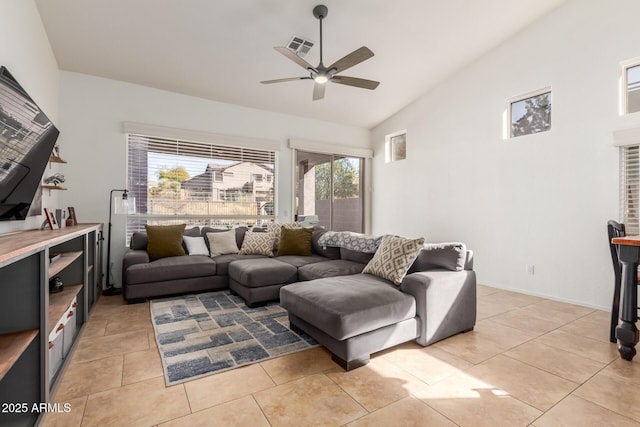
[0,66,59,220]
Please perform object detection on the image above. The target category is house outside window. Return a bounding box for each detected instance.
[508,88,552,138]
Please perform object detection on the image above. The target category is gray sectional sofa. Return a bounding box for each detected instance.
[122,225,477,370]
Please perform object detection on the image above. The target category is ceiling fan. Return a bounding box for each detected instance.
[260,4,379,100]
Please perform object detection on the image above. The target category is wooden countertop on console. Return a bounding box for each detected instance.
[0,224,102,268]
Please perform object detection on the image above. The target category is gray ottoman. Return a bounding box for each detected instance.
[228,258,298,307]
[280,274,419,370]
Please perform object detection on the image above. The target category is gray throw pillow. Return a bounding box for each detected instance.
[409,242,467,272]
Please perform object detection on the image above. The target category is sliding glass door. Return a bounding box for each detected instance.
[295,150,364,232]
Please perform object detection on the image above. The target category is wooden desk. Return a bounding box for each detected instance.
[611,235,640,360]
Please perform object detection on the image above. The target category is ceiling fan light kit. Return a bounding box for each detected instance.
[261,4,379,100]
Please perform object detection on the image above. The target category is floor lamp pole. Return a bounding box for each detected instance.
[103,189,127,296]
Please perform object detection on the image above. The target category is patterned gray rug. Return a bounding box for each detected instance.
[150,290,318,386]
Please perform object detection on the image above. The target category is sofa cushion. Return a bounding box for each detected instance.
[211,254,266,276]
[125,255,216,285]
[146,224,186,260]
[130,232,148,250]
[362,235,425,285]
[340,248,374,264]
[239,231,276,256]
[311,229,341,259]
[229,258,297,288]
[409,242,467,272]
[297,259,365,281]
[183,236,209,256]
[276,255,328,268]
[277,227,313,256]
[206,229,240,256]
[280,274,416,340]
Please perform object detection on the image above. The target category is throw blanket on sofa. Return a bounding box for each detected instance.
[318,231,382,253]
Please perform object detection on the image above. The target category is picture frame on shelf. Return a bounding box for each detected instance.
[67,207,77,226]
[43,208,57,230]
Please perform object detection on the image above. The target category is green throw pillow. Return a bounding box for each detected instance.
[145,224,186,260]
[277,227,313,256]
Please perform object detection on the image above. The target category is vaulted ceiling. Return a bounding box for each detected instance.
[36,0,567,129]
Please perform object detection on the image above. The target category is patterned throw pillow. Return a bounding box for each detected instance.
[267,222,301,250]
[362,235,425,285]
[239,231,276,256]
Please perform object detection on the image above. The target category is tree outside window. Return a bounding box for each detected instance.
[510,91,552,138]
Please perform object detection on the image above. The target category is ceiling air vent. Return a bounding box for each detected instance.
[286,35,314,58]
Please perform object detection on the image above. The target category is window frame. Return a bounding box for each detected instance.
[124,128,278,240]
[384,130,407,163]
[621,57,640,116]
[506,86,552,139]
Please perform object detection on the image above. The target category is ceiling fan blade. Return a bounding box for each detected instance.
[261,77,311,84]
[327,47,374,74]
[331,75,379,90]
[274,47,318,72]
[312,83,326,100]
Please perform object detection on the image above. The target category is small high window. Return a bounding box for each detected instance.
[623,62,640,115]
[384,131,406,163]
[508,88,552,138]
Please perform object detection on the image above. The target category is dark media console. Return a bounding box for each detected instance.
[0,224,102,426]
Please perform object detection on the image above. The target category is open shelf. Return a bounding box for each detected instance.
[42,185,67,191]
[48,285,82,335]
[48,251,82,278]
[0,329,39,381]
[48,155,67,164]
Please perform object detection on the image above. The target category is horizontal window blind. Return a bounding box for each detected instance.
[622,145,640,235]
[127,133,276,240]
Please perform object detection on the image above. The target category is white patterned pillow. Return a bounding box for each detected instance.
[362,235,425,285]
[239,231,275,256]
[267,222,301,250]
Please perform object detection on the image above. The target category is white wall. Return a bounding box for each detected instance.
[0,0,60,234]
[371,0,640,310]
[58,72,369,286]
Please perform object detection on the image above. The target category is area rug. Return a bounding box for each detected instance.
[150,290,318,386]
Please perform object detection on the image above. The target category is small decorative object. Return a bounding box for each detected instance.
[54,144,61,157]
[55,209,66,229]
[43,173,66,186]
[68,207,77,226]
[49,276,64,293]
[43,208,57,230]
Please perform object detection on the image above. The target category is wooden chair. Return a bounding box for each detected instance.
[607,220,640,343]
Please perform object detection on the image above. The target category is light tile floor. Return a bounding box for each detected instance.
[42,285,640,427]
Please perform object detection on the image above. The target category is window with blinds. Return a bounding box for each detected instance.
[127,134,276,238]
[622,145,640,235]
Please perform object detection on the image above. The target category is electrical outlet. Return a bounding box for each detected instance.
[526,264,535,275]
